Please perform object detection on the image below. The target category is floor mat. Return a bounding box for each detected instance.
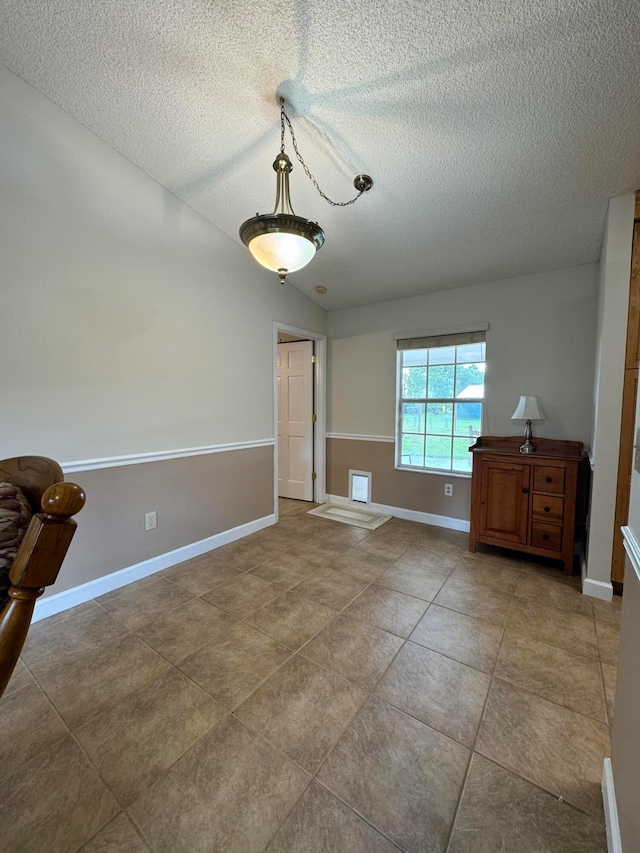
[307,502,392,530]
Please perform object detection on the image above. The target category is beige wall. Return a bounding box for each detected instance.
[586,194,635,588]
[327,264,598,520]
[45,446,274,597]
[327,439,471,521]
[0,64,325,592]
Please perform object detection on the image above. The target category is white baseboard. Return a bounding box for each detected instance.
[583,576,614,602]
[33,513,276,623]
[602,758,623,853]
[326,494,470,533]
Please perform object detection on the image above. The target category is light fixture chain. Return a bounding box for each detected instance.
[281,102,364,207]
[280,101,286,154]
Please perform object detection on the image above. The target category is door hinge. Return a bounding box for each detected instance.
[312,472,317,480]
[312,413,317,423]
[311,354,318,363]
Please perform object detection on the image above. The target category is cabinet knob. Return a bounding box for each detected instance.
[542,534,550,541]
[522,488,529,494]
[546,476,552,483]
[544,506,551,513]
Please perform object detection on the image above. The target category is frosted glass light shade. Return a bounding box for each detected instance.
[248,231,316,274]
[239,213,325,282]
[511,395,546,421]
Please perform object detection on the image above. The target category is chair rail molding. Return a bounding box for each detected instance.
[61,438,275,474]
[326,433,395,443]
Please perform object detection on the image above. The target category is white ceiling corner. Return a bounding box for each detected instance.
[0,0,639,309]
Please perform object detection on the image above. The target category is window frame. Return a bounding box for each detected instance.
[394,335,486,477]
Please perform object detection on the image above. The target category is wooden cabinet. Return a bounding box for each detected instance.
[478,458,530,544]
[469,436,585,574]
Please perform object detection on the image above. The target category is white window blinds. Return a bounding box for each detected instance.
[397,329,487,351]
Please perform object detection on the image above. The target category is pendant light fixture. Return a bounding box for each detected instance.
[240,98,373,284]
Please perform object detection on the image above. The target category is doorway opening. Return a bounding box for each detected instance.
[273,322,326,521]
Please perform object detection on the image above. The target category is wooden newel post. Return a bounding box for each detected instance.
[0,481,86,697]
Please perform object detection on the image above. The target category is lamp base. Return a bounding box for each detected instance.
[519,419,535,453]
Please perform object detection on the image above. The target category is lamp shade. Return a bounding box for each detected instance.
[239,212,325,280]
[511,395,546,421]
[248,230,317,274]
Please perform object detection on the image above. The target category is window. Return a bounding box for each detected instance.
[396,330,486,474]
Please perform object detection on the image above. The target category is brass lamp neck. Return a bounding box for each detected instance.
[272,152,295,216]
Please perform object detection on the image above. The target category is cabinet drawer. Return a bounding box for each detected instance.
[532,494,564,521]
[533,466,565,494]
[530,522,563,552]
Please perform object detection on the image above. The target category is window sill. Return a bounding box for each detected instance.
[395,464,472,479]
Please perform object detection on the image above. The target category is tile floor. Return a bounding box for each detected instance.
[0,498,622,852]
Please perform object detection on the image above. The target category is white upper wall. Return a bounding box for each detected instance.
[328,264,598,449]
[0,65,326,462]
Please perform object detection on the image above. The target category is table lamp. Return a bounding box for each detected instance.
[511,395,546,454]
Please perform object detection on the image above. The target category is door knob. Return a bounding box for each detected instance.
[522,488,529,494]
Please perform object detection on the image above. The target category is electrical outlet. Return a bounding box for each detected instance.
[444,483,453,497]
[145,511,157,531]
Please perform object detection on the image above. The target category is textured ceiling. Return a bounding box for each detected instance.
[1,1,639,309]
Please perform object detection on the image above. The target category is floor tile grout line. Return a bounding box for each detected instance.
[0,673,72,775]
[21,604,132,680]
[78,811,153,852]
[494,643,610,724]
[58,627,231,747]
[128,624,303,735]
[254,778,317,853]
[294,609,413,698]
[599,658,614,727]
[227,712,315,780]
[18,671,140,834]
[454,585,612,823]
[489,671,611,727]
[467,752,608,826]
[471,630,610,821]
[9,520,621,851]
[472,734,607,823]
[501,621,612,664]
[500,591,610,718]
[28,599,100,635]
[311,777,408,852]
[501,626,601,662]
[307,699,413,849]
[366,683,486,754]
[68,625,245,836]
[268,568,376,613]
[444,597,516,851]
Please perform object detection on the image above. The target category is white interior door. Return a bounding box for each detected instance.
[278,340,314,500]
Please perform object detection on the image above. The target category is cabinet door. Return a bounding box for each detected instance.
[479,459,530,544]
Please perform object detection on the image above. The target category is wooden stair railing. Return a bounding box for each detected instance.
[0,457,85,698]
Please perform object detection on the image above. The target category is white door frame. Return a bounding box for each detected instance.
[273,321,327,520]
